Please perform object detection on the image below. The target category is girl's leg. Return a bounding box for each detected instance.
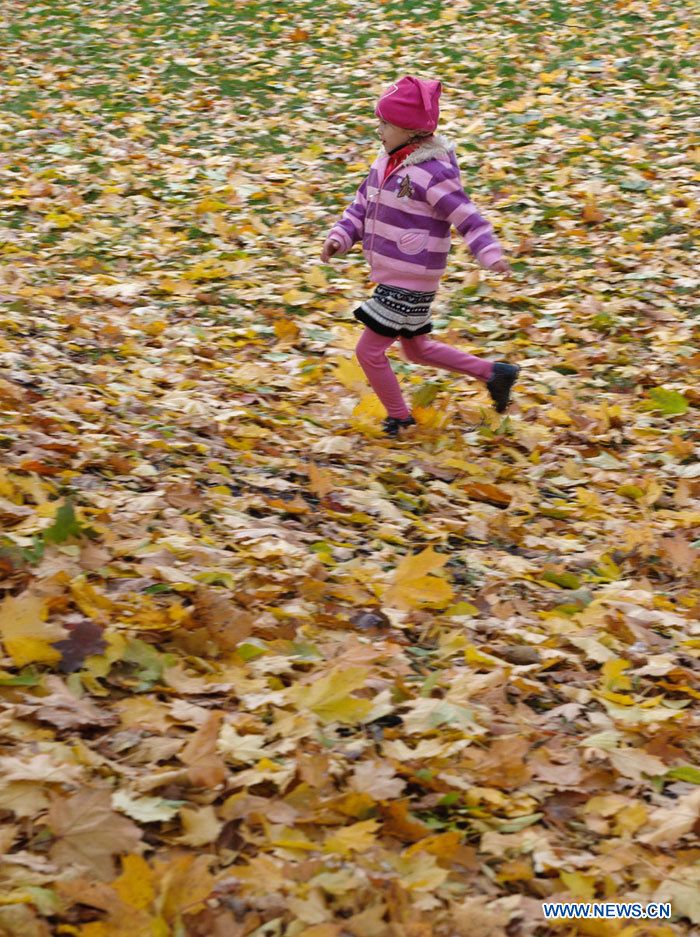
[399,333,495,382]
[355,327,412,420]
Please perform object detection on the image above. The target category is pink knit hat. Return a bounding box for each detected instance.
[375,76,442,132]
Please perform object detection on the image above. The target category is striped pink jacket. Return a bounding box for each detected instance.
[327,135,504,292]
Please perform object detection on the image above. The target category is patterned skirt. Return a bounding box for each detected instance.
[353,283,436,338]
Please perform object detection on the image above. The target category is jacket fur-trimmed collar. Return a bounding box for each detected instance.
[377,134,455,166]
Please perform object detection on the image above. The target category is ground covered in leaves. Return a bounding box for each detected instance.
[0,0,699,934]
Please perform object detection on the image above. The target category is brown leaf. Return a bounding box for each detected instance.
[47,787,143,880]
[489,645,541,665]
[179,711,227,787]
[660,533,698,575]
[451,896,515,937]
[164,481,204,510]
[78,541,112,571]
[53,619,107,673]
[513,235,535,256]
[0,905,52,937]
[0,498,33,525]
[20,676,116,729]
[465,736,533,790]
[307,462,335,497]
[410,460,459,482]
[637,788,700,846]
[189,586,254,651]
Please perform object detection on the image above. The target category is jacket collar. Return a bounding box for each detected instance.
[377,133,455,166]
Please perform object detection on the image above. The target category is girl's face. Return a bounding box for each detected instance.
[377,118,414,152]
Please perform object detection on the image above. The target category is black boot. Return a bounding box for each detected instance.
[486,362,520,413]
[382,415,417,437]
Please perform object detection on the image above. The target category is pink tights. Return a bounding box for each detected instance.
[355,327,495,420]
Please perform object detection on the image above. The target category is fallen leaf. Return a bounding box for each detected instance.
[179,711,228,787]
[53,619,107,673]
[47,787,143,880]
[0,592,67,667]
[178,804,223,846]
[19,676,117,730]
[637,788,700,846]
[187,586,254,652]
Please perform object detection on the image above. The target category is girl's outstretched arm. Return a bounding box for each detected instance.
[325,177,369,254]
[424,168,504,271]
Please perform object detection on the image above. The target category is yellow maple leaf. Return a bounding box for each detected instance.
[323,819,379,856]
[383,546,454,610]
[70,577,113,622]
[601,658,632,692]
[548,406,573,425]
[393,546,448,582]
[282,288,313,305]
[412,405,449,429]
[352,393,384,420]
[334,357,368,392]
[560,870,596,900]
[181,261,229,281]
[385,575,454,611]
[274,319,300,342]
[0,592,66,667]
[577,488,605,518]
[503,96,534,113]
[304,266,328,289]
[613,802,648,835]
[114,855,155,911]
[195,197,231,214]
[392,850,449,891]
[290,666,373,724]
[269,825,317,852]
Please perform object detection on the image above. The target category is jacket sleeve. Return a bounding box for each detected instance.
[326,176,369,254]
[424,166,504,270]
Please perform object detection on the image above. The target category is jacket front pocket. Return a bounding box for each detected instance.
[398,229,429,255]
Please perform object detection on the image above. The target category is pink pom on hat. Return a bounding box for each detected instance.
[374,75,442,132]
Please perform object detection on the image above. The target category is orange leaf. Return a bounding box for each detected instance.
[264,495,309,513]
[404,830,461,859]
[274,319,300,342]
[380,801,431,843]
[582,197,605,223]
[307,462,335,498]
[463,482,512,507]
[19,460,62,476]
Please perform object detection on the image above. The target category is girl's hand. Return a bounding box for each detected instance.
[491,259,512,277]
[321,239,342,263]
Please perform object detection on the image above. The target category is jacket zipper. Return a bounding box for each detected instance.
[368,158,409,261]
[369,167,392,262]
[368,182,383,262]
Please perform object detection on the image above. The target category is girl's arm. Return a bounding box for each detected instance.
[325,177,369,254]
[424,169,504,270]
